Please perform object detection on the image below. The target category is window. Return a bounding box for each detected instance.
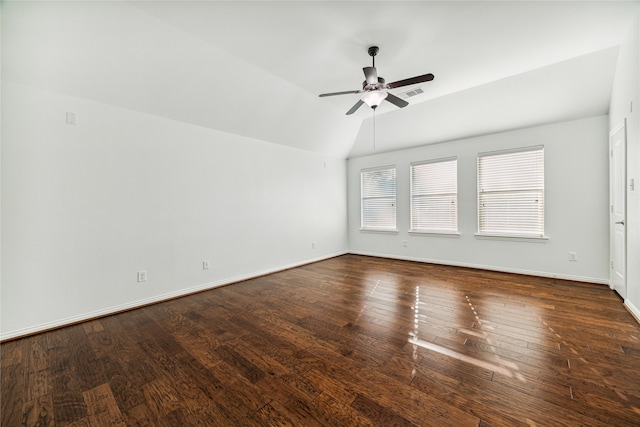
[361,166,396,230]
[477,146,544,238]
[410,157,458,233]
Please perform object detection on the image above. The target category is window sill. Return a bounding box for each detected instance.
[474,233,548,243]
[360,228,399,234]
[409,230,460,237]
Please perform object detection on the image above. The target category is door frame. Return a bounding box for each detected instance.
[609,119,627,298]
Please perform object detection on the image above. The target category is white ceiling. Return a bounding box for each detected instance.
[3,1,639,158]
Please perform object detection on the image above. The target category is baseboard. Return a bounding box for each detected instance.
[348,251,610,285]
[0,251,347,342]
[624,300,640,325]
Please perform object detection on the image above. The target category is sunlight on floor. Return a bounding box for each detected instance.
[409,287,526,381]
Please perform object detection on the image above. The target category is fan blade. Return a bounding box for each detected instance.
[386,73,434,89]
[363,67,378,85]
[385,93,409,108]
[319,90,361,97]
[346,100,364,115]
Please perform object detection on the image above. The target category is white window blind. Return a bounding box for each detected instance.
[477,146,544,237]
[361,166,396,230]
[410,158,458,233]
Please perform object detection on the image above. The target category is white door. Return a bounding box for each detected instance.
[610,120,626,298]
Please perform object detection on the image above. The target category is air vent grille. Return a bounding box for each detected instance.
[398,87,424,99]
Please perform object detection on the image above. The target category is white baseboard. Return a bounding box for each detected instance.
[0,251,347,341]
[348,250,610,285]
[624,300,640,325]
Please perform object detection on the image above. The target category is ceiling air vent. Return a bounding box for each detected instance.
[398,87,424,99]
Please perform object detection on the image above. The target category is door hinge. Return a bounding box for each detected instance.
[611,205,614,213]
[611,260,614,269]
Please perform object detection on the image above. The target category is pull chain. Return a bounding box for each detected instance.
[373,109,376,151]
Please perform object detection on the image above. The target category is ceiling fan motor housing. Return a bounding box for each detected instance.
[362,77,386,91]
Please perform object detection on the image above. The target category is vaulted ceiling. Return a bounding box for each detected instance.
[3,1,638,158]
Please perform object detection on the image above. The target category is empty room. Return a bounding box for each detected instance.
[2,1,640,425]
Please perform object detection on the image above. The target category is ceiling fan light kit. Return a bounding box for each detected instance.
[361,90,388,109]
[319,46,434,115]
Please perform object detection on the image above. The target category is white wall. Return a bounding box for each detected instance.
[610,9,640,320]
[0,82,348,340]
[348,116,610,283]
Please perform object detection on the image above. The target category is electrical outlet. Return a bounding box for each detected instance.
[568,252,578,262]
[66,112,77,125]
[312,242,316,249]
[203,260,210,270]
[137,270,147,282]
[403,240,408,247]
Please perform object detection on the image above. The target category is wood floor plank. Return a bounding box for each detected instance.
[142,377,183,418]
[302,368,359,405]
[315,391,378,427]
[214,344,266,384]
[248,401,297,426]
[51,373,88,424]
[83,383,126,426]
[26,334,49,374]
[0,339,24,368]
[264,397,327,427]
[1,363,25,427]
[357,365,480,426]
[101,356,147,414]
[22,393,56,427]
[66,326,106,392]
[25,368,51,401]
[202,364,272,426]
[3,254,640,425]
[121,403,157,426]
[350,394,416,426]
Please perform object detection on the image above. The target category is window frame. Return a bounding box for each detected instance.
[360,165,398,232]
[409,157,459,235]
[476,145,546,240]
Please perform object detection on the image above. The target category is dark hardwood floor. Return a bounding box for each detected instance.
[3,254,640,426]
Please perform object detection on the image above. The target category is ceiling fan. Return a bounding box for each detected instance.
[319,46,434,115]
